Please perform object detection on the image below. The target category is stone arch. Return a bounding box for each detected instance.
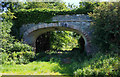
[19,14,94,54]
[22,22,91,54]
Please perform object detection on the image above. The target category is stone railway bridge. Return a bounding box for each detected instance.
[20,14,96,54]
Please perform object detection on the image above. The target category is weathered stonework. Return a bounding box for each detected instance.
[20,14,94,54]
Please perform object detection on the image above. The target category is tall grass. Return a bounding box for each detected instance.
[2,61,61,75]
[1,51,119,75]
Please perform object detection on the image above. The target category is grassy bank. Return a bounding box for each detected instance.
[1,51,119,75]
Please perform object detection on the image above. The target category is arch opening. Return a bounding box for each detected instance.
[23,26,90,54]
[34,30,87,64]
[35,30,85,55]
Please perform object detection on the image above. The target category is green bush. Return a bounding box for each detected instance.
[0,40,33,53]
[1,52,9,65]
[0,19,14,52]
[14,51,35,64]
[1,51,35,65]
[89,2,120,52]
[0,12,33,53]
[9,42,33,52]
[74,52,119,76]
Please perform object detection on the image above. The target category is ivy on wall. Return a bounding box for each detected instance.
[1,1,99,39]
[13,8,92,28]
[7,8,92,39]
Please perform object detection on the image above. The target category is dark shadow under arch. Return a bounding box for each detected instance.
[36,32,50,53]
[35,30,85,53]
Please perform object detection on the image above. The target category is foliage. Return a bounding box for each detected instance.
[13,7,92,26]
[0,20,33,65]
[88,2,120,51]
[1,2,120,76]
[1,1,100,40]
[49,31,80,50]
[1,2,26,12]
[2,1,69,26]
[0,20,34,64]
[1,61,61,75]
[25,2,68,10]
[1,51,119,75]
[1,51,35,65]
[74,52,119,76]
[1,2,98,40]
[9,42,33,52]
[79,2,100,10]
[0,17,15,52]
[75,2,100,14]
[1,11,16,21]
[0,9,33,52]
[13,8,68,28]
[11,1,96,30]
[1,1,68,10]
[36,31,81,52]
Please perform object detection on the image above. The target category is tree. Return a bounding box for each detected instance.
[1,2,25,12]
[89,2,120,52]
[24,1,68,10]
[49,31,80,50]
[79,2,100,11]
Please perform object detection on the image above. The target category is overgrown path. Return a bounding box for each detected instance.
[1,51,119,75]
[1,50,86,75]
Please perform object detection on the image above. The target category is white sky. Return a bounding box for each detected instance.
[63,0,80,6]
[62,0,116,6]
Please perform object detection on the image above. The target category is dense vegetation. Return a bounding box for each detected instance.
[0,1,120,76]
[89,2,120,52]
[36,31,81,52]
[1,52,119,75]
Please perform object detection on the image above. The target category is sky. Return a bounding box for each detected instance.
[63,0,80,7]
[63,0,111,6]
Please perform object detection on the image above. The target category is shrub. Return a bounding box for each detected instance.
[1,52,9,65]
[9,42,33,52]
[0,13,33,53]
[89,2,120,52]
[14,51,35,64]
[1,51,35,65]
[0,20,15,52]
[74,52,119,76]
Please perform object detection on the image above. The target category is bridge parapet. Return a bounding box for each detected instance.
[52,14,92,22]
[20,14,92,36]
